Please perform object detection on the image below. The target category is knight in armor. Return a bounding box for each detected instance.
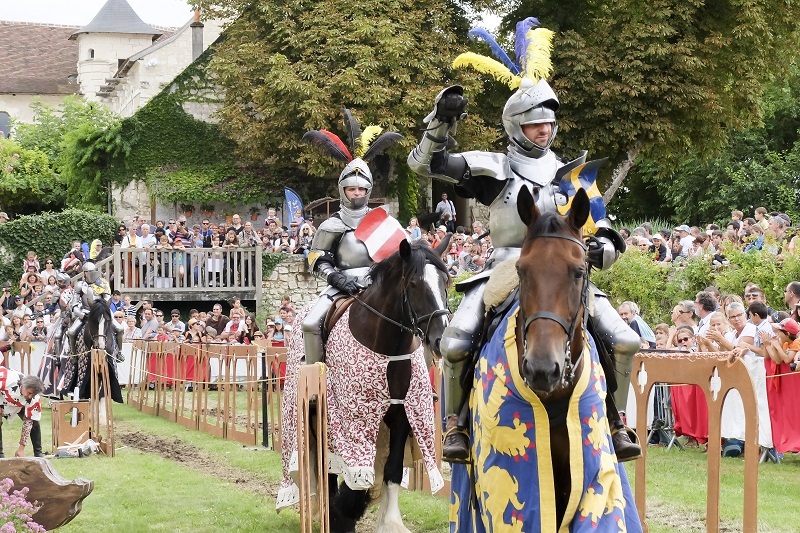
[67,262,125,356]
[51,271,73,358]
[300,110,404,365]
[407,20,641,463]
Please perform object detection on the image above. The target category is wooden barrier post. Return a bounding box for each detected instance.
[632,351,759,532]
[89,348,115,457]
[296,363,329,533]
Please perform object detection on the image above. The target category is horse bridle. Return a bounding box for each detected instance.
[353,275,450,341]
[520,232,590,387]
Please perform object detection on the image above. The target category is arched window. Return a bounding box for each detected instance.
[0,112,10,138]
[88,48,95,59]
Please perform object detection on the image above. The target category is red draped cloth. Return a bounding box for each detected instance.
[671,385,709,444]
[765,359,800,453]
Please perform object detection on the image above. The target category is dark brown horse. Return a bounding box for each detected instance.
[515,186,591,522]
[279,237,452,532]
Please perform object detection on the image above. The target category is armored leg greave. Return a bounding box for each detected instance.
[67,318,84,355]
[301,287,339,365]
[440,281,487,418]
[589,287,640,409]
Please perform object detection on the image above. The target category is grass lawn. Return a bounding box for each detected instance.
[3,402,799,531]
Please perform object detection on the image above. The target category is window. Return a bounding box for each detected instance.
[88,48,94,59]
[0,112,10,138]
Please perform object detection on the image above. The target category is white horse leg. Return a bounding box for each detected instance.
[375,482,410,533]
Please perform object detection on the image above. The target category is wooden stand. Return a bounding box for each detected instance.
[89,348,115,457]
[51,400,90,449]
[296,363,329,533]
[632,351,759,532]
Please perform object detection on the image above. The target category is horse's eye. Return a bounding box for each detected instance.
[574,268,585,279]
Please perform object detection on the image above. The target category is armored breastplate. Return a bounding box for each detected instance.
[335,231,372,272]
[488,152,566,249]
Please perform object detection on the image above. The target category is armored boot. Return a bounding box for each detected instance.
[589,290,642,462]
[441,352,471,463]
[30,420,43,457]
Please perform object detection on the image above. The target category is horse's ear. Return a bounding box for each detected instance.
[399,238,412,261]
[568,188,591,231]
[433,232,452,256]
[517,185,539,228]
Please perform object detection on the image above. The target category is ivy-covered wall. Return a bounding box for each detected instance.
[104,44,330,212]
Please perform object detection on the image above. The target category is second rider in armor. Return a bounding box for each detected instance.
[300,110,404,365]
[408,21,641,463]
[67,262,124,356]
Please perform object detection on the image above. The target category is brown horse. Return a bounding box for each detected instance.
[450,187,641,532]
[515,185,590,522]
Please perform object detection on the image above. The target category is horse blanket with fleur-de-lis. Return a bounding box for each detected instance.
[450,302,642,533]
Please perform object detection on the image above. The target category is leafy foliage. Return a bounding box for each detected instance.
[196,0,493,199]
[0,209,118,287]
[261,252,286,278]
[504,0,800,200]
[0,139,64,215]
[593,249,800,325]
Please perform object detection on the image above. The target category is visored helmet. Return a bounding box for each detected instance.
[82,262,100,284]
[502,78,559,159]
[338,159,373,210]
[56,271,71,288]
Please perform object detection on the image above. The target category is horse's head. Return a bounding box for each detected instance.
[516,187,590,395]
[369,237,451,356]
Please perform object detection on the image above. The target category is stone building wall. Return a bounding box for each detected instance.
[262,255,326,315]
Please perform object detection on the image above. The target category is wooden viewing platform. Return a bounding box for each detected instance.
[110,244,264,306]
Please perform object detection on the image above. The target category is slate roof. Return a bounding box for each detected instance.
[0,22,79,95]
[69,0,161,40]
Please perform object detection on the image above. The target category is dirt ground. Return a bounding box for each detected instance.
[117,428,380,532]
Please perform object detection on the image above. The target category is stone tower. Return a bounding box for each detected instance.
[69,0,161,101]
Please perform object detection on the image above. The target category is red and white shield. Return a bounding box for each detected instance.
[354,207,408,262]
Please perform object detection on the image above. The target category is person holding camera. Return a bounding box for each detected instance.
[274,231,295,254]
[0,284,14,316]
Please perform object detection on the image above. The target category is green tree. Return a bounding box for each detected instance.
[196,0,489,193]
[502,0,800,202]
[14,95,117,166]
[0,139,64,215]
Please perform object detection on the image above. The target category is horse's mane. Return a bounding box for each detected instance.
[87,298,111,324]
[526,211,578,240]
[369,241,450,289]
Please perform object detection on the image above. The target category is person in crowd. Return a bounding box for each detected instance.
[696,311,729,351]
[671,325,698,352]
[650,234,669,262]
[406,217,422,240]
[124,317,141,340]
[618,301,656,348]
[435,192,457,227]
[19,272,39,304]
[89,239,103,261]
[264,207,280,228]
[0,371,44,458]
[238,314,260,344]
[11,295,31,318]
[673,225,694,259]
[17,315,35,342]
[653,323,670,349]
[109,290,124,314]
[29,317,48,342]
[171,237,187,287]
[44,275,58,294]
[271,318,286,345]
[167,309,185,335]
[21,251,39,274]
[694,291,717,336]
[743,224,764,252]
[38,258,57,284]
[220,308,245,342]
[139,308,159,340]
[205,303,229,335]
[221,229,240,286]
[185,318,207,344]
[294,224,314,258]
[273,230,295,254]
[289,209,305,238]
[763,318,800,364]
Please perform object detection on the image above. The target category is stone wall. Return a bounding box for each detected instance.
[262,255,326,315]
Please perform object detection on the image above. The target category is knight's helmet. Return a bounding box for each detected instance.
[302,109,403,222]
[56,271,71,288]
[82,261,100,284]
[453,17,558,159]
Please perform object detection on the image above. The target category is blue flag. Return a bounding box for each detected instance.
[283,187,305,228]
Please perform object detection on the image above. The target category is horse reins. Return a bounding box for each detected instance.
[352,276,449,341]
[520,232,590,388]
